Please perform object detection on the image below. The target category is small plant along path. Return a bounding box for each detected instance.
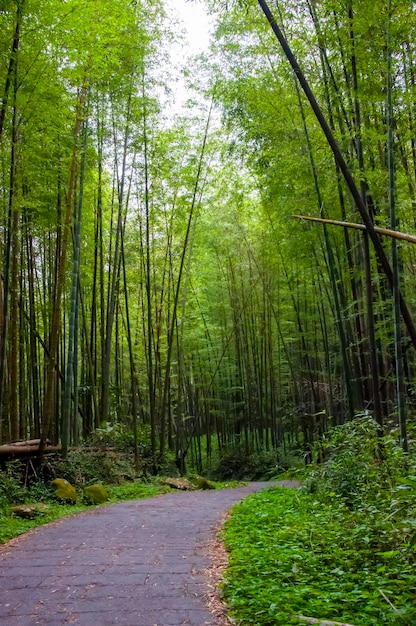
[0,480,299,626]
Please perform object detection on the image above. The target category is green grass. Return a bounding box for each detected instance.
[222,486,416,626]
[0,502,87,544]
[0,480,173,545]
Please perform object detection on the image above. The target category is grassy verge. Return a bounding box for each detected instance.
[223,486,416,626]
[0,481,170,545]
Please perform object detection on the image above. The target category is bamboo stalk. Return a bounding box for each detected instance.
[62,89,89,456]
[0,2,22,440]
[41,76,88,451]
[100,87,133,426]
[387,0,408,453]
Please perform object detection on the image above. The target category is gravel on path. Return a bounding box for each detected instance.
[0,480,299,626]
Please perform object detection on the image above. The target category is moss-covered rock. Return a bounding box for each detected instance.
[52,478,77,502]
[194,476,216,490]
[84,484,109,504]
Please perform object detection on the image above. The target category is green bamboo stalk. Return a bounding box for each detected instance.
[121,229,140,470]
[387,0,407,453]
[40,77,88,453]
[141,79,156,460]
[284,9,356,417]
[0,2,22,440]
[101,87,133,426]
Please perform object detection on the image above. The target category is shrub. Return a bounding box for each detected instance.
[85,422,152,454]
[208,445,302,481]
[303,414,410,505]
[50,449,136,486]
[0,462,28,509]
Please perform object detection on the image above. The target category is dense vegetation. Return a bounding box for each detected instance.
[223,417,416,625]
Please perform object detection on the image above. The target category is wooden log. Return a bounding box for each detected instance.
[5,438,52,448]
[0,444,60,457]
[0,439,116,454]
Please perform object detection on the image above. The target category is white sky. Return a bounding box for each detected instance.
[165,0,212,53]
[160,0,214,116]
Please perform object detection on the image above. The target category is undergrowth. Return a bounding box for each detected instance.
[208,446,303,481]
[223,416,416,625]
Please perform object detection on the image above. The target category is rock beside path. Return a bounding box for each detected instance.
[163,477,196,490]
[10,503,49,519]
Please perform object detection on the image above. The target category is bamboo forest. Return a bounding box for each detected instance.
[0,0,415,468]
[0,0,415,469]
[3,1,416,625]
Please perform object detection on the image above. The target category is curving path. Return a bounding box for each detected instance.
[0,481,299,626]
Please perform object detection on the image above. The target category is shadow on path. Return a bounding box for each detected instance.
[0,480,299,626]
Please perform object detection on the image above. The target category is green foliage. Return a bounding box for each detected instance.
[223,486,416,625]
[0,463,28,510]
[86,422,152,454]
[50,450,137,485]
[210,445,301,480]
[27,480,55,502]
[106,481,170,502]
[223,419,416,625]
[82,426,167,476]
[303,415,411,505]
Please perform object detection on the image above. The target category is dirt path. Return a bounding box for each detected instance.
[0,480,299,626]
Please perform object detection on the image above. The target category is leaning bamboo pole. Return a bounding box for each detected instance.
[293,215,416,245]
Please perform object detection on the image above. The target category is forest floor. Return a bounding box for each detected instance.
[0,480,299,626]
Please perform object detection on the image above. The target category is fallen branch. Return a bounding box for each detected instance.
[291,616,356,626]
[379,589,399,614]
